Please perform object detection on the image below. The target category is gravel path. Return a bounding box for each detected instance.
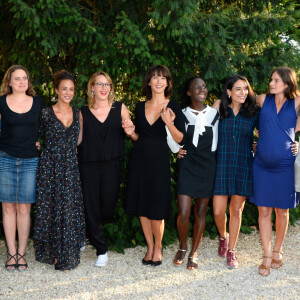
[0,224,299,300]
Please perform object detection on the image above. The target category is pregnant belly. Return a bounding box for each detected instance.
[256,140,294,167]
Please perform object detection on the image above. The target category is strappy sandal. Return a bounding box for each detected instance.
[259,256,272,277]
[17,253,28,272]
[173,249,187,266]
[187,257,198,270]
[5,253,17,272]
[271,250,283,269]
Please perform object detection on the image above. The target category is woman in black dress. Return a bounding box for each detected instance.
[172,77,219,270]
[124,65,185,266]
[79,71,132,267]
[34,70,85,270]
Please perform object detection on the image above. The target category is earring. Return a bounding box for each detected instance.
[91,91,95,96]
[228,95,231,99]
[51,96,57,102]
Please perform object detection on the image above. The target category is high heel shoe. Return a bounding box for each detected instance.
[5,253,17,272]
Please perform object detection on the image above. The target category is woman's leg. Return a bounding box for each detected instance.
[228,195,246,250]
[272,208,289,268]
[140,216,154,260]
[16,203,31,269]
[2,203,17,267]
[258,206,273,276]
[151,219,164,262]
[177,195,192,249]
[189,197,209,256]
[213,195,228,238]
[213,195,229,257]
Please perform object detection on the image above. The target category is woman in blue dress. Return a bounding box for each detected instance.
[250,67,300,276]
[213,75,259,269]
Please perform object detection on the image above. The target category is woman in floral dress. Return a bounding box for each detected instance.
[34,70,85,270]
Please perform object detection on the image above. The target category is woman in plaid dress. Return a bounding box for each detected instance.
[213,75,259,269]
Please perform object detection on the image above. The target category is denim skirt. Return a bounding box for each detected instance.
[0,150,39,204]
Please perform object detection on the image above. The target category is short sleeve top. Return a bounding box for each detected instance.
[0,95,45,158]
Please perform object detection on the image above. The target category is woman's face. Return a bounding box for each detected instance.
[227,79,248,105]
[9,69,28,94]
[92,75,111,100]
[55,79,75,104]
[187,78,207,104]
[148,72,168,95]
[269,72,287,95]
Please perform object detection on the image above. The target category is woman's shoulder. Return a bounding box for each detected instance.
[168,99,181,110]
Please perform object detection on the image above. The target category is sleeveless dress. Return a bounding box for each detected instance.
[34,107,85,270]
[125,100,185,220]
[177,106,218,198]
[213,107,259,197]
[250,95,299,209]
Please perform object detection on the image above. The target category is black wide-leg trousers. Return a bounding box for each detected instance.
[80,159,122,256]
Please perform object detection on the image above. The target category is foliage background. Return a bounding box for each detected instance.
[0,0,299,251]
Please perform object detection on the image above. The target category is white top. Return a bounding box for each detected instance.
[166,106,219,153]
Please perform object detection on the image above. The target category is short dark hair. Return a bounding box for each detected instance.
[181,77,205,108]
[142,65,173,100]
[53,70,74,89]
[219,75,258,119]
[270,67,299,100]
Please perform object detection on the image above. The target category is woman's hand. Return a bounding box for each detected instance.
[292,141,299,155]
[36,141,41,151]
[178,148,186,159]
[161,107,175,125]
[122,119,135,136]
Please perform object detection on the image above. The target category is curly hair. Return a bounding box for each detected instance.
[219,75,258,119]
[0,65,36,96]
[142,65,173,100]
[53,70,74,89]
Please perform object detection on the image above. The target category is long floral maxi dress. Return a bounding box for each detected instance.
[34,107,85,271]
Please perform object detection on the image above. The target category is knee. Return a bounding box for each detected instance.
[276,209,288,219]
[259,208,272,219]
[230,207,243,218]
[195,205,207,219]
[178,208,190,223]
[213,207,225,219]
[2,204,16,216]
[16,205,31,216]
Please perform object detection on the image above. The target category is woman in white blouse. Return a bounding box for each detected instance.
[171,77,219,270]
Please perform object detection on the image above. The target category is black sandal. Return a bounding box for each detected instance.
[5,253,17,272]
[17,252,28,272]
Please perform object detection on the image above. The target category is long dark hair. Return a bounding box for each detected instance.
[181,77,204,108]
[219,75,258,119]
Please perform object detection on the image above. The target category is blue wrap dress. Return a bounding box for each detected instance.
[250,95,299,209]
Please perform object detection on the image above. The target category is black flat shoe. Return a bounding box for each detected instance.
[151,260,162,267]
[142,258,153,265]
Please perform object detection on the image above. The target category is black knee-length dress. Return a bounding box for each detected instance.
[177,106,219,198]
[125,100,185,220]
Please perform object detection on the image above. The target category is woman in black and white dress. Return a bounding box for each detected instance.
[171,77,219,270]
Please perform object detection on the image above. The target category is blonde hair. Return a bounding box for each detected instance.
[1,65,36,96]
[87,71,115,108]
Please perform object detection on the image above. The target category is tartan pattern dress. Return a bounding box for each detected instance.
[213,107,259,197]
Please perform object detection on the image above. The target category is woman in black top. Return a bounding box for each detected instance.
[0,65,44,271]
[79,71,132,267]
